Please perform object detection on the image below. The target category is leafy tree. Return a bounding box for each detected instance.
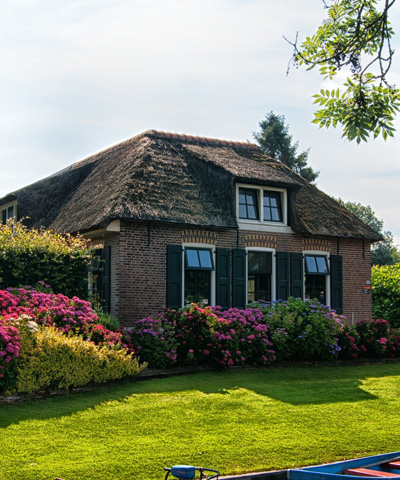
[336,198,383,231]
[371,231,400,265]
[253,111,320,183]
[336,198,400,265]
[287,0,400,143]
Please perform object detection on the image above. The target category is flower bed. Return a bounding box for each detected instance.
[0,286,141,393]
[2,285,400,394]
[130,299,345,368]
[130,299,400,369]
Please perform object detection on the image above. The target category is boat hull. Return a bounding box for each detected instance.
[289,452,400,480]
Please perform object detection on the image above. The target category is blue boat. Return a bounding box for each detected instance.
[289,452,400,480]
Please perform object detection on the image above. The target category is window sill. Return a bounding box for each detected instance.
[237,220,293,233]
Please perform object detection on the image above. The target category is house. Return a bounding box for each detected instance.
[0,130,381,326]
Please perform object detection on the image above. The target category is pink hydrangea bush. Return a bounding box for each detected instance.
[211,306,276,366]
[0,318,20,373]
[0,317,21,391]
[339,319,400,359]
[0,286,134,353]
[1,287,98,333]
[82,323,135,354]
[130,304,276,368]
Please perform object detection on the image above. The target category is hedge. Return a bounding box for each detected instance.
[0,220,91,299]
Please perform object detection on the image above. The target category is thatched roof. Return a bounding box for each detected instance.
[1,130,381,240]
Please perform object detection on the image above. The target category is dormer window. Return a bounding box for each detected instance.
[237,185,287,226]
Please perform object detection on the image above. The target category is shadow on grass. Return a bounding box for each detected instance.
[1,363,398,428]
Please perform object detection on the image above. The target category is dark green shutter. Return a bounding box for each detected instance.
[330,254,343,314]
[216,248,231,310]
[290,253,304,299]
[232,249,246,308]
[101,245,111,313]
[167,245,183,309]
[276,252,289,301]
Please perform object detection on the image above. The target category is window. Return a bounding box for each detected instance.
[305,255,329,275]
[185,248,213,269]
[239,188,259,220]
[304,254,330,304]
[1,203,17,224]
[237,185,287,225]
[263,191,282,222]
[247,251,273,303]
[184,248,214,305]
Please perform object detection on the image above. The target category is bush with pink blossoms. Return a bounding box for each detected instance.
[338,319,400,359]
[0,317,21,391]
[132,313,179,369]
[173,306,219,365]
[337,326,361,359]
[211,306,276,366]
[1,287,98,333]
[0,286,135,355]
[130,304,276,368]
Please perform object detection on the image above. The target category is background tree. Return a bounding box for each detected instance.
[288,0,400,143]
[253,111,320,183]
[336,198,400,265]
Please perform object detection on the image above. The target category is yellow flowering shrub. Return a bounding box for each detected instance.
[14,326,145,394]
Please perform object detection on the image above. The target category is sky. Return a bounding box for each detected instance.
[1,0,400,244]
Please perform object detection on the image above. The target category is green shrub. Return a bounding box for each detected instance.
[255,298,344,361]
[0,220,91,299]
[94,311,121,331]
[12,325,145,394]
[372,264,400,327]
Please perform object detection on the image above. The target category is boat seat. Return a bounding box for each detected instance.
[383,463,400,470]
[344,468,400,478]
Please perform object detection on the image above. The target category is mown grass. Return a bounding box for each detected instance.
[1,364,400,480]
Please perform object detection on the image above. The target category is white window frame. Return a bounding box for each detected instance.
[245,247,276,304]
[182,243,216,308]
[1,201,17,224]
[236,183,292,232]
[302,250,331,306]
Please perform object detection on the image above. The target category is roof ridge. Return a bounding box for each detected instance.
[143,129,260,151]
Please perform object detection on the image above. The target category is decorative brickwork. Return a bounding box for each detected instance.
[244,234,277,249]
[302,238,332,251]
[181,230,219,244]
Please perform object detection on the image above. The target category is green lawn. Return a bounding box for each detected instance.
[1,364,400,480]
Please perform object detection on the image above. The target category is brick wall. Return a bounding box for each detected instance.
[101,220,372,327]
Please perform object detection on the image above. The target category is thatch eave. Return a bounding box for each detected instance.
[0,194,18,207]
